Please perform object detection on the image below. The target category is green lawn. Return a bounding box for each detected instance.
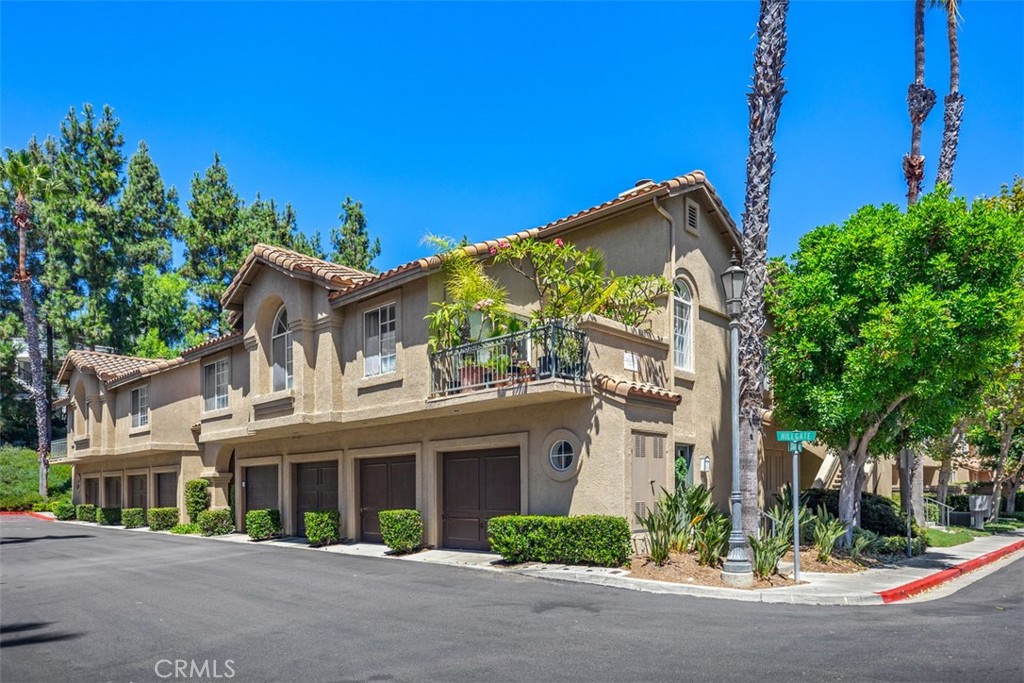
[925,528,977,547]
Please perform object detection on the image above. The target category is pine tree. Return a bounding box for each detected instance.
[329,197,380,272]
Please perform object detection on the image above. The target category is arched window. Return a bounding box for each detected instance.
[271,307,293,390]
[673,280,693,371]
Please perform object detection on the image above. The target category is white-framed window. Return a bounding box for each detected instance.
[203,358,230,412]
[84,400,91,436]
[673,280,694,371]
[271,307,293,391]
[364,303,397,377]
[131,385,149,429]
[549,440,575,473]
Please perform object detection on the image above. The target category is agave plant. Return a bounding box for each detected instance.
[812,508,847,563]
[748,533,788,579]
[635,502,674,565]
[694,513,731,567]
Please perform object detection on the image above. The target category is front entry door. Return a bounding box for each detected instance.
[359,457,416,543]
[295,461,339,536]
[443,448,520,550]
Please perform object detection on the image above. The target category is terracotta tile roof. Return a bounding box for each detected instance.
[592,373,682,406]
[222,243,374,310]
[328,170,739,306]
[180,331,243,360]
[57,350,158,385]
[106,357,189,388]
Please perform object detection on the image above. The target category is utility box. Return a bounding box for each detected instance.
[968,495,991,529]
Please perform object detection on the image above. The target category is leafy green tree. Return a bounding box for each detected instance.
[767,188,1024,538]
[129,266,196,358]
[329,197,380,272]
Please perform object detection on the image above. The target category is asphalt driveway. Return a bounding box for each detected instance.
[1,516,1021,683]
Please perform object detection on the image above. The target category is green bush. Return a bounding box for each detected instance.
[945,493,969,512]
[810,505,847,563]
[850,528,882,562]
[0,447,73,510]
[184,478,210,523]
[634,485,721,564]
[379,509,423,554]
[748,533,788,579]
[197,508,234,536]
[75,503,96,522]
[147,507,180,531]
[52,500,76,520]
[488,515,631,567]
[876,535,927,556]
[170,522,201,534]
[96,507,121,525]
[121,507,146,528]
[985,520,1024,533]
[245,509,282,541]
[803,489,909,538]
[693,513,730,567]
[305,510,340,546]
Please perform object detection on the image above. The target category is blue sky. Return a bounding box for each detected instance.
[2,1,1022,270]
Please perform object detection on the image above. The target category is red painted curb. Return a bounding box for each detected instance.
[877,538,1024,603]
[0,511,53,521]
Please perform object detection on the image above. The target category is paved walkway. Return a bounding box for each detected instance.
[39,514,1024,605]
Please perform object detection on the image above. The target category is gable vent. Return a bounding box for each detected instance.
[686,199,700,233]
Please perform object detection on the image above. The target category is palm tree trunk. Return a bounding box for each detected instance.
[904,0,936,206]
[936,0,964,186]
[739,0,790,541]
[14,195,50,497]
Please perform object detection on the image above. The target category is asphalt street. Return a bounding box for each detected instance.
[1,516,1021,683]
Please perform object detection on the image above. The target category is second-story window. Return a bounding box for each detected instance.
[203,358,230,411]
[364,303,397,377]
[673,280,694,372]
[131,386,149,429]
[272,307,293,391]
[84,399,91,436]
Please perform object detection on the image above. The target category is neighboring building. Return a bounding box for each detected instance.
[58,170,826,549]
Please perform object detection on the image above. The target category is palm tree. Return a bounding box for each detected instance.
[1,149,63,497]
[934,0,964,186]
[738,0,790,540]
[904,0,937,206]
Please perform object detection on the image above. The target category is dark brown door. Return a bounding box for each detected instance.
[127,475,147,510]
[443,448,520,550]
[244,465,279,517]
[295,461,339,536]
[156,472,177,508]
[103,477,122,508]
[359,457,416,543]
[84,478,99,506]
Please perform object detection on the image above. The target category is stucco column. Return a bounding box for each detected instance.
[205,473,234,509]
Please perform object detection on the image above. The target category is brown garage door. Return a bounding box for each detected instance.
[127,475,147,510]
[84,478,100,506]
[155,472,177,508]
[443,448,520,550]
[295,461,339,536]
[359,457,415,543]
[103,476,122,508]
[244,465,279,516]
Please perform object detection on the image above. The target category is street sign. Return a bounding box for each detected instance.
[776,430,816,443]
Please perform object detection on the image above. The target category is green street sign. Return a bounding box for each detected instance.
[776,430,816,443]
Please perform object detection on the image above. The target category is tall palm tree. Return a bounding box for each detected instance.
[904,0,937,206]
[738,0,790,540]
[1,149,63,497]
[934,0,964,186]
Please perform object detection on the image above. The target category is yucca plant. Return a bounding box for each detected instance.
[748,533,788,579]
[770,483,813,546]
[635,502,674,565]
[694,513,731,567]
[812,507,847,563]
[850,528,881,563]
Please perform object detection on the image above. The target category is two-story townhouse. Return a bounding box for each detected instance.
[61,170,838,548]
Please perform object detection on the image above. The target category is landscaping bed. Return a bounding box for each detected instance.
[629,551,795,588]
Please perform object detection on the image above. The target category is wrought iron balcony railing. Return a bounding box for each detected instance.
[429,322,588,398]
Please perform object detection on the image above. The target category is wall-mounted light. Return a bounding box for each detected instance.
[699,456,711,473]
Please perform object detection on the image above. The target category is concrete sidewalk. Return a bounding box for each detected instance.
[32,513,1024,606]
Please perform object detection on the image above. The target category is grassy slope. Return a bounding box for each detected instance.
[0,446,72,508]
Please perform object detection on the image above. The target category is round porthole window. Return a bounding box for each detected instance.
[549,440,575,473]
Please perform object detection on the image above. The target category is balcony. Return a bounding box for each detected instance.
[429,321,589,398]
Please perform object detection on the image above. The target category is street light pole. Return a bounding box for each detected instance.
[721,252,754,587]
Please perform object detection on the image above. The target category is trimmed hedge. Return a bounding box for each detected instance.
[184,479,210,523]
[96,507,122,525]
[876,535,928,556]
[379,509,423,554]
[197,508,235,536]
[53,500,76,520]
[76,504,97,522]
[305,510,340,546]
[122,507,146,528]
[245,509,282,541]
[488,515,631,567]
[170,523,201,534]
[147,507,180,531]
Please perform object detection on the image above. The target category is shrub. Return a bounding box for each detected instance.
[693,513,730,567]
[121,507,146,528]
[245,509,282,541]
[635,485,720,564]
[52,500,76,521]
[488,515,631,567]
[147,507,180,531]
[184,479,210,523]
[305,510,340,546]
[811,505,847,563]
[945,493,969,512]
[748,533,788,579]
[0,492,43,511]
[850,528,882,562]
[803,489,908,538]
[379,509,423,554]
[96,507,122,525]
[634,501,674,565]
[197,508,234,536]
[876,534,927,556]
[170,523,201,534]
[75,503,96,522]
[32,500,48,512]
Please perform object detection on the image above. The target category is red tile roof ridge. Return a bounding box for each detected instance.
[592,373,682,405]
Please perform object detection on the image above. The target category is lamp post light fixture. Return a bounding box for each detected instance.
[720,250,754,587]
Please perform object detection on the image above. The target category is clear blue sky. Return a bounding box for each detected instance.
[2,1,1022,270]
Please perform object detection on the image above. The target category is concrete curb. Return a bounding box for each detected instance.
[876,539,1024,603]
[0,511,54,521]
